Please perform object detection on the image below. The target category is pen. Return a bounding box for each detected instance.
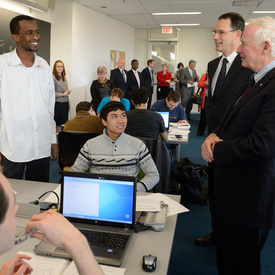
[14,229,38,245]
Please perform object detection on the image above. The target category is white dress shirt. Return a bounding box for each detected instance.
[0,49,56,162]
[211,51,238,96]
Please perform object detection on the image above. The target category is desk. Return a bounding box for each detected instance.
[167,124,190,161]
[1,179,180,275]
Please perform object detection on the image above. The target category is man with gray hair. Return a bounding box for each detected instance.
[178,59,199,120]
[202,16,275,274]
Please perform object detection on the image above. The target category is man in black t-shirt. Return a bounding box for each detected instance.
[125,88,168,141]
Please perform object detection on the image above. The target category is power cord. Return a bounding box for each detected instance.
[29,190,59,211]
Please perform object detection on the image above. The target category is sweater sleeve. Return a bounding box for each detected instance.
[137,142,159,191]
[70,143,92,172]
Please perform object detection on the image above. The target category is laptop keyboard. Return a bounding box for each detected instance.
[79,229,130,249]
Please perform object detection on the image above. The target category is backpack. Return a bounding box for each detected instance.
[170,157,208,208]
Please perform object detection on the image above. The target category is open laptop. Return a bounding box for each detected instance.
[154,110,170,130]
[34,171,136,267]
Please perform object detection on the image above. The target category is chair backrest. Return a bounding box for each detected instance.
[58,131,98,170]
[139,137,171,193]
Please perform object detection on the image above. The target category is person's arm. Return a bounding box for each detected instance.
[177,106,189,124]
[159,131,168,141]
[0,254,33,275]
[90,81,101,110]
[157,72,166,85]
[137,143,159,192]
[197,74,208,89]
[50,144,59,160]
[173,71,178,82]
[25,210,103,275]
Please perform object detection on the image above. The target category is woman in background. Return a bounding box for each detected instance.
[53,60,71,133]
[174,62,184,92]
[90,66,114,111]
[157,63,172,100]
[196,70,209,136]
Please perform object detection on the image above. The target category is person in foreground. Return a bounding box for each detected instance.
[71,101,159,192]
[0,173,103,275]
[202,16,275,275]
[151,90,189,123]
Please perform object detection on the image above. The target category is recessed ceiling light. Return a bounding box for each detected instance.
[253,11,275,13]
[153,12,201,15]
[160,23,200,26]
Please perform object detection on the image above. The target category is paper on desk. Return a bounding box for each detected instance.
[170,122,190,130]
[43,185,61,203]
[17,251,68,274]
[63,260,126,275]
[136,193,189,216]
[187,81,198,88]
[169,128,190,135]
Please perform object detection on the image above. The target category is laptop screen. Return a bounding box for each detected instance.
[154,110,170,129]
[60,172,136,227]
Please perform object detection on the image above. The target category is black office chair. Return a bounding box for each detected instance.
[57,131,98,171]
[138,137,171,193]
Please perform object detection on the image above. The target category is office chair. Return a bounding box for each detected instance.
[138,137,171,193]
[57,131,98,171]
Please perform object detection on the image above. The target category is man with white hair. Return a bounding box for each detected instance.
[202,16,275,274]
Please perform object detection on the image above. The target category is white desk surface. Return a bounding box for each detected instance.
[1,179,180,275]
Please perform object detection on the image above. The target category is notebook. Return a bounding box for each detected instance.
[34,171,136,267]
[154,110,170,130]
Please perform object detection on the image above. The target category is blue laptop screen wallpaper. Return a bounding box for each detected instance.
[62,176,134,225]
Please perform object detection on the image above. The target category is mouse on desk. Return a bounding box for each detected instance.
[142,254,157,272]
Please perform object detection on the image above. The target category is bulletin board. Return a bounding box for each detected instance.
[110,50,125,69]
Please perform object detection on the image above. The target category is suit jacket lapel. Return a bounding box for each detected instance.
[224,67,275,124]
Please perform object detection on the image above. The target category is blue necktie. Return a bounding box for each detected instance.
[214,58,228,98]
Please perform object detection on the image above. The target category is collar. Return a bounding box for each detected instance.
[254,59,275,83]
[74,110,91,119]
[222,51,238,64]
[9,48,42,68]
[103,128,126,142]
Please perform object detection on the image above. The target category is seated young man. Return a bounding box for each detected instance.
[125,87,168,141]
[70,101,159,192]
[0,173,103,275]
[151,90,189,123]
[97,88,130,113]
[64,101,104,134]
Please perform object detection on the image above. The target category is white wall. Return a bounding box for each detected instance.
[50,2,135,118]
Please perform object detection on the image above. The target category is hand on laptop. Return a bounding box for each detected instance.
[25,210,103,275]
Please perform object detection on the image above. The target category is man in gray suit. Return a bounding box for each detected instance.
[178,60,199,120]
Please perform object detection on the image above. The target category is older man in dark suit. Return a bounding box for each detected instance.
[142,59,155,108]
[110,58,129,99]
[195,12,253,247]
[202,16,275,274]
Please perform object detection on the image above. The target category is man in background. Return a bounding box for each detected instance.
[125,87,168,141]
[64,101,104,134]
[0,15,58,182]
[178,59,199,120]
[110,58,129,100]
[195,12,253,247]
[151,90,188,123]
[142,59,155,108]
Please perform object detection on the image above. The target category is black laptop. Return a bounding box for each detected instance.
[34,171,136,267]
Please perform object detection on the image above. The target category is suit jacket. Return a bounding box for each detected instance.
[178,66,198,93]
[157,71,172,87]
[206,54,253,133]
[213,67,275,229]
[142,67,154,93]
[127,69,144,92]
[110,67,129,99]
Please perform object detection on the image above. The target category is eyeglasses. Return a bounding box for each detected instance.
[211,29,237,36]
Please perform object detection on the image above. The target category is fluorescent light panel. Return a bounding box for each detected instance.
[161,23,200,26]
[153,12,201,15]
[253,11,275,13]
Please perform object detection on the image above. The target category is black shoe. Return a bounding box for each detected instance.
[194,233,215,247]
